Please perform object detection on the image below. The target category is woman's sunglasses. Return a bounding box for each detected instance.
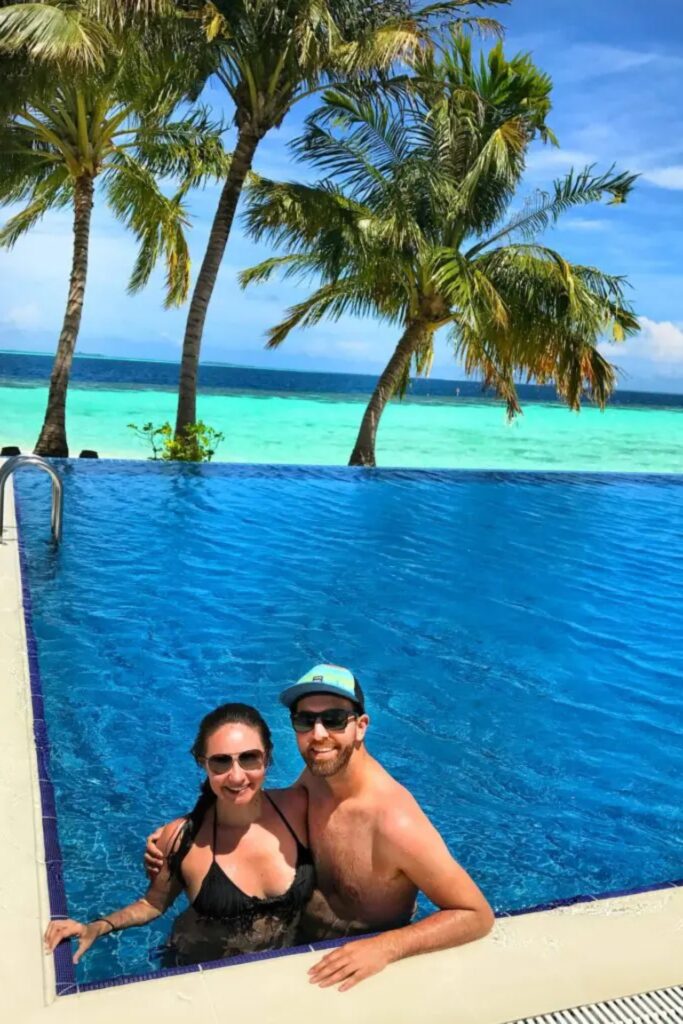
[200,750,265,774]
[290,709,358,733]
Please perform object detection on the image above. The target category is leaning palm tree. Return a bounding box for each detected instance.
[0,26,227,456]
[171,0,509,437]
[241,37,639,466]
[1,0,509,439]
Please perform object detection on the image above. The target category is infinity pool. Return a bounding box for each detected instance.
[16,463,683,984]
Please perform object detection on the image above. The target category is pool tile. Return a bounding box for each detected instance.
[199,941,314,972]
[45,862,69,917]
[77,962,201,992]
[39,779,57,818]
[309,932,381,953]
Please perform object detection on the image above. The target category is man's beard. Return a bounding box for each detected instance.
[304,742,354,777]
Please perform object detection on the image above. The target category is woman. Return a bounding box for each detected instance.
[44,703,315,965]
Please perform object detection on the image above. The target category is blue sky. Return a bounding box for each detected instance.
[1,0,683,390]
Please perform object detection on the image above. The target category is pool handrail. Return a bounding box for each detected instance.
[0,454,63,543]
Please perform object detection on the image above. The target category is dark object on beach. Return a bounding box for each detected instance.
[79,450,99,459]
[1,446,21,456]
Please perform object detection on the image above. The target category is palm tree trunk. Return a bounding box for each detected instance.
[34,174,94,458]
[349,319,428,467]
[175,127,261,435]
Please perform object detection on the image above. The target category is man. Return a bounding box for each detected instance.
[146,664,493,991]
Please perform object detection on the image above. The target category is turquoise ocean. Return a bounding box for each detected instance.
[2,351,682,471]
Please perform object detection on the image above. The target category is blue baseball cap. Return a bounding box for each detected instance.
[279,663,365,712]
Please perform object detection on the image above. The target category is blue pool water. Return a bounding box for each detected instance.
[16,462,683,984]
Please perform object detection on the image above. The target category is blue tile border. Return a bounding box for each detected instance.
[197,940,314,972]
[76,962,201,992]
[12,485,683,997]
[307,932,381,953]
[14,495,77,996]
[495,877,683,919]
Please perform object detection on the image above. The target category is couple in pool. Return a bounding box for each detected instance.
[45,664,493,991]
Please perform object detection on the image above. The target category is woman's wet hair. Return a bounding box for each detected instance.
[167,703,273,879]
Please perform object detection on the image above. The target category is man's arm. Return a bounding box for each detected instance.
[375,805,494,958]
[308,801,494,991]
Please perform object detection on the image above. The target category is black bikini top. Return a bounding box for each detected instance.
[191,792,315,924]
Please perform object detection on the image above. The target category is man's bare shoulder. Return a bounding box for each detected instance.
[368,763,431,834]
[268,785,309,842]
[291,767,313,793]
[269,784,308,815]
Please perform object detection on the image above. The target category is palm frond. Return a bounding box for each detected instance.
[0,121,64,202]
[105,155,191,306]
[129,110,230,186]
[292,122,389,195]
[244,175,368,248]
[238,251,322,288]
[454,242,638,410]
[0,165,73,247]
[469,165,638,256]
[0,2,112,67]
[431,246,509,327]
[296,87,412,180]
[332,25,423,77]
[264,274,401,349]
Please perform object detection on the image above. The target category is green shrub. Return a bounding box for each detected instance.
[127,421,225,462]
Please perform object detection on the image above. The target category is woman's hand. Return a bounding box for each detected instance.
[143,827,165,879]
[44,919,108,964]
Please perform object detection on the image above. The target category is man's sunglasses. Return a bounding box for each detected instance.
[290,709,358,734]
[200,750,265,774]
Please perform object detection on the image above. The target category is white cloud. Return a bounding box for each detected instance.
[637,317,683,362]
[525,148,595,175]
[602,317,683,368]
[334,338,376,358]
[555,44,679,84]
[563,218,611,232]
[570,44,660,75]
[3,303,44,329]
[642,165,683,190]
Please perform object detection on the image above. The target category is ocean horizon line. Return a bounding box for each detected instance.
[4,348,683,399]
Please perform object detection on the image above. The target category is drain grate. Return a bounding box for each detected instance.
[505,985,683,1023]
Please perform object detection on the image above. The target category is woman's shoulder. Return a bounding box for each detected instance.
[267,786,309,844]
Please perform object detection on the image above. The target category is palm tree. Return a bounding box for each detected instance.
[170,0,510,437]
[0,17,227,456]
[241,37,639,466]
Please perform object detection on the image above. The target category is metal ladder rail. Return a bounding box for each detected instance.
[0,455,63,543]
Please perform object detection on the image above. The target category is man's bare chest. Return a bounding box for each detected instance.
[308,803,379,897]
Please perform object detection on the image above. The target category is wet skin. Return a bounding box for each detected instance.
[145,698,494,990]
[45,723,308,965]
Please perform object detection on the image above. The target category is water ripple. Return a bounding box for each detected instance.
[15,465,683,983]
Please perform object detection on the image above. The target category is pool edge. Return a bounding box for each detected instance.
[4,466,683,1023]
[0,475,58,1012]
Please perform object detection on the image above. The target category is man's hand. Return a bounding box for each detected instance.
[143,827,165,880]
[308,935,395,992]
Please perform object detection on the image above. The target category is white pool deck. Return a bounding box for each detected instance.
[1,476,681,1023]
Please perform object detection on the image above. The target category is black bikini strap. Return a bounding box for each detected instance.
[264,792,303,847]
[211,805,218,861]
